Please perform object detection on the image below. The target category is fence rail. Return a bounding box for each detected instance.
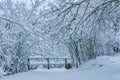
[29,57,72,69]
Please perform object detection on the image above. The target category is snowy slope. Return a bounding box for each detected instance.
[1,54,120,80]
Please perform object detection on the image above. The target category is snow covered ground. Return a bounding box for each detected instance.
[1,54,120,80]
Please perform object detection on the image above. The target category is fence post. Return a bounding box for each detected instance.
[27,58,30,70]
[47,58,50,69]
[65,58,67,67]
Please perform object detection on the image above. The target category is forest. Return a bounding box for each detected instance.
[0,0,120,80]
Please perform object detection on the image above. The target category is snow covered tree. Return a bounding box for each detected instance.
[43,0,120,67]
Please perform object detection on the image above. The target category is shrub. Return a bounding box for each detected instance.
[65,63,72,69]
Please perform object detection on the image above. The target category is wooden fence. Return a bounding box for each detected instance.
[29,57,72,69]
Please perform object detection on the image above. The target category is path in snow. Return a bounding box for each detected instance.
[1,54,120,80]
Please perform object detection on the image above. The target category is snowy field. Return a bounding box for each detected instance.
[1,54,120,80]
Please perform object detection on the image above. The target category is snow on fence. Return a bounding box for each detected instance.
[29,57,72,69]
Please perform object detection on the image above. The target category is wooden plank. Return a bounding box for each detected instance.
[29,57,71,60]
[31,63,66,65]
